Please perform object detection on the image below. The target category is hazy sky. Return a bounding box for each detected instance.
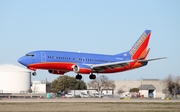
[0,0,180,82]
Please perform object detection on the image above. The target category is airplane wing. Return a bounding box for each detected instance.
[86,57,167,72]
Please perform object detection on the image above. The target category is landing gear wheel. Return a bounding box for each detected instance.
[32,72,37,76]
[75,74,82,80]
[89,74,96,79]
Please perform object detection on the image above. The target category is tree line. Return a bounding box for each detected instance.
[46,74,180,98]
[162,74,180,98]
[47,75,115,94]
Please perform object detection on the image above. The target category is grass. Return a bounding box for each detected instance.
[0,102,180,112]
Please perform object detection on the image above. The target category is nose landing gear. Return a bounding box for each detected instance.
[32,71,37,76]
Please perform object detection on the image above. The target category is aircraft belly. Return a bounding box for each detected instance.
[28,62,75,71]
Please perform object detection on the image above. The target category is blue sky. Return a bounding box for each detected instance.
[0,0,180,82]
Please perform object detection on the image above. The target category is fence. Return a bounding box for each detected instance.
[0,93,47,99]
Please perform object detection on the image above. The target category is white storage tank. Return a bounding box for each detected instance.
[0,64,31,93]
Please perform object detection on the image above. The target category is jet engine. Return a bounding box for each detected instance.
[48,70,66,75]
[72,64,92,74]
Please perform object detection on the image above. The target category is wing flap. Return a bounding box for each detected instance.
[86,60,135,72]
[90,60,132,68]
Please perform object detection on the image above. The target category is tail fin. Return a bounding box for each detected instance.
[129,30,151,60]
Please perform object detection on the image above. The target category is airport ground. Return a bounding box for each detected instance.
[0,98,180,112]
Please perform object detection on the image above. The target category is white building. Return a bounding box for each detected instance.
[114,79,164,98]
[31,81,46,93]
[0,64,31,93]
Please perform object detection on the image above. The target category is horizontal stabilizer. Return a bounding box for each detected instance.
[137,57,167,62]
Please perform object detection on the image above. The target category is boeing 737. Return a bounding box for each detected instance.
[18,30,166,80]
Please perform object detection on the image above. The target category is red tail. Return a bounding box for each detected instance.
[129,30,151,60]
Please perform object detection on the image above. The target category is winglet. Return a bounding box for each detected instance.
[129,30,151,60]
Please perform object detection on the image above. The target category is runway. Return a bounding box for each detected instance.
[1,98,180,102]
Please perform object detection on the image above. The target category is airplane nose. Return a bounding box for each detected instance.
[18,57,23,64]
[18,57,27,66]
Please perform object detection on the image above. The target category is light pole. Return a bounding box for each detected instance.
[141,78,143,97]
[72,81,76,97]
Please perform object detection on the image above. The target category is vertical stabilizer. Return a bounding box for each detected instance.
[129,30,151,60]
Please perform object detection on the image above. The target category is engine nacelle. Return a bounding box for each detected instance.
[48,70,66,75]
[73,64,92,74]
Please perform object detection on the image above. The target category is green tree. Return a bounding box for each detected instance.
[51,75,87,93]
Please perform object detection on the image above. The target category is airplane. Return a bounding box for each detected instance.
[18,30,166,80]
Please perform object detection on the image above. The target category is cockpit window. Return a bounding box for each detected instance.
[26,54,34,57]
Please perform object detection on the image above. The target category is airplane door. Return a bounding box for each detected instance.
[82,57,86,64]
[40,52,46,62]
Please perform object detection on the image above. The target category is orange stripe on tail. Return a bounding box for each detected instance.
[129,30,151,60]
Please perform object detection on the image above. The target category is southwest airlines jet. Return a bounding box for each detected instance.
[18,30,166,80]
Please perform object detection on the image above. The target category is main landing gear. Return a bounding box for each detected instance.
[32,71,37,76]
[75,73,96,80]
[75,74,82,80]
[89,74,96,80]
